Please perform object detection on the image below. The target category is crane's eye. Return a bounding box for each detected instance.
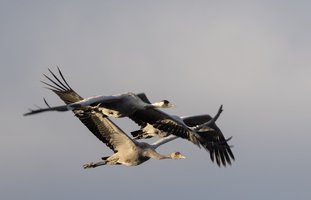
[163,100,169,104]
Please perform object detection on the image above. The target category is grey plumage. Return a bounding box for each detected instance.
[36,68,186,168]
[25,68,235,167]
[131,110,235,166]
[25,80,207,148]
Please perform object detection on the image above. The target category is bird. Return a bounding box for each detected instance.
[28,71,176,118]
[131,108,235,166]
[82,111,186,168]
[28,68,186,168]
[24,74,211,148]
[131,109,223,140]
[24,68,234,166]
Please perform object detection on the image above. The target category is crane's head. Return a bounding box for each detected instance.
[152,100,176,108]
[170,152,186,159]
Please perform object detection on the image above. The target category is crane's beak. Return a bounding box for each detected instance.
[197,126,214,132]
[167,102,176,108]
[151,100,176,108]
[161,100,176,108]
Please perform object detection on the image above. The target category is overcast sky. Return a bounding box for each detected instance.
[1,1,311,199]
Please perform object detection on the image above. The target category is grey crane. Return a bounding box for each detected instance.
[24,78,209,147]
[81,111,186,168]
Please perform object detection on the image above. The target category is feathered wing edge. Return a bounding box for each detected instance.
[191,109,235,167]
[41,68,83,104]
[154,119,234,166]
[36,67,137,152]
[198,130,235,167]
[130,107,235,167]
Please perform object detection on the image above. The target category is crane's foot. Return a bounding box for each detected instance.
[83,162,95,169]
[83,160,107,169]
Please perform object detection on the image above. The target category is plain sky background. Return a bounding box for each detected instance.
[1,1,311,199]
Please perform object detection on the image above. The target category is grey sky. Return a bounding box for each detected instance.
[1,1,310,199]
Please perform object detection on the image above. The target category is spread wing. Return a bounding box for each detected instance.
[197,129,234,166]
[41,68,83,104]
[136,93,152,104]
[182,114,235,166]
[131,112,235,166]
[182,115,213,127]
[129,108,201,147]
[38,68,136,152]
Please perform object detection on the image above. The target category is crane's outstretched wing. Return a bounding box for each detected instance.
[130,109,235,166]
[136,93,152,104]
[42,68,84,104]
[184,114,234,166]
[128,108,202,147]
[197,129,234,166]
[33,68,137,152]
[23,95,126,116]
[182,115,213,127]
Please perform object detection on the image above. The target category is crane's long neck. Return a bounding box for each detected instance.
[151,135,178,149]
[145,150,173,160]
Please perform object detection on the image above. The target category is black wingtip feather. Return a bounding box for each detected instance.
[228,147,235,160]
[43,98,51,108]
[210,149,215,162]
[57,67,73,90]
[223,149,231,165]
[43,74,67,91]
[214,148,221,166]
[48,68,70,91]
[219,149,226,167]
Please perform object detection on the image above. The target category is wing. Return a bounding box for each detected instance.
[131,123,169,139]
[136,93,152,104]
[129,108,201,146]
[182,113,235,166]
[23,94,127,116]
[183,108,235,166]
[131,112,235,166]
[42,68,84,104]
[87,111,138,153]
[198,128,235,167]
[181,115,213,127]
[36,68,136,152]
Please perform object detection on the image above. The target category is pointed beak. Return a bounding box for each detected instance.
[169,103,176,108]
[196,126,215,132]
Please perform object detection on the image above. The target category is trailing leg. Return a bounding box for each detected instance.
[83,160,107,169]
